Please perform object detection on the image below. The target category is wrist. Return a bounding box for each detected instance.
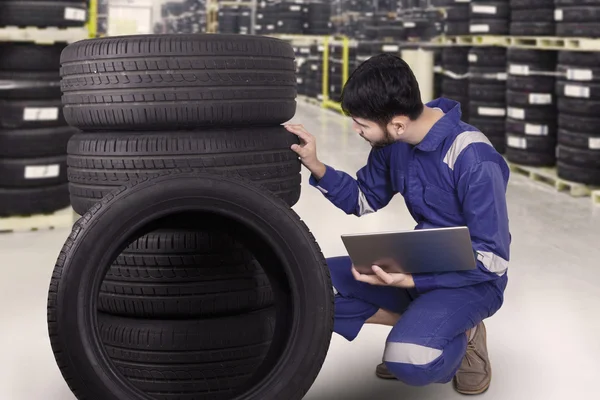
[308,161,326,180]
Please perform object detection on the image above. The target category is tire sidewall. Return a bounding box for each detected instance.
[52,173,333,399]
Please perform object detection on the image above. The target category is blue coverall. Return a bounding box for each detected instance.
[309,98,511,386]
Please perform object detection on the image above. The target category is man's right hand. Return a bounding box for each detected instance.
[285,124,327,180]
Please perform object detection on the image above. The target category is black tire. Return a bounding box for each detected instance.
[505,147,556,167]
[98,229,274,319]
[558,128,600,150]
[442,79,469,97]
[558,51,600,67]
[99,308,275,398]
[507,104,556,121]
[445,21,470,35]
[511,9,555,22]
[59,34,297,131]
[469,19,510,35]
[510,22,556,36]
[506,48,557,67]
[47,171,334,400]
[0,72,61,99]
[556,80,600,100]
[0,184,70,217]
[0,155,67,188]
[66,127,301,215]
[0,99,66,129]
[468,47,506,67]
[507,76,556,93]
[470,2,510,18]
[506,90,555,107]
[0,1,88,28]
[555,0,600,5]
[557,144,600,169]
[470,101,507,119]
[0,42,66,71]
[469,66,508,84]
[0,126,76,158]
[506,118,556,137]
[510,0,556,8]
[555,6,600,22]
[469,83,507,102]
[470,117,506,137]
[506,132,556,152]
[445,5,470,20]
[557,161,600,185]
[557,96,600,116]
[556,23,600,37]
[558,113,600,134]
[556,65,600,82]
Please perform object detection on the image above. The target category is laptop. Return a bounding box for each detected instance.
[341,226,477,275]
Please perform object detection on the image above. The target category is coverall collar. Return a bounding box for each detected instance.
[415,98,462,152]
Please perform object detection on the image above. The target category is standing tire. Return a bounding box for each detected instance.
[47,171,334,400]
[59,34,298,131]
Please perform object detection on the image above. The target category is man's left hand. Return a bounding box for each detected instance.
[352,265,415,289]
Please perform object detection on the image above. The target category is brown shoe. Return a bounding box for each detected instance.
[375,362,397,380]
[454,322,492,395]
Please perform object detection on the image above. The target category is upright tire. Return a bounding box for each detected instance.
[59,34,298,131]
[47,171,334,400]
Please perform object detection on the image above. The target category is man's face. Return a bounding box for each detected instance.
[352,117,396,148]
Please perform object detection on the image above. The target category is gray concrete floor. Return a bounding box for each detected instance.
[1,102,600,400]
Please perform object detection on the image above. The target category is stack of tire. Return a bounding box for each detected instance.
[555,0,600,38]
[0,0,88,28]
[217,6,240,34]
[556,51,600,185]
[440,46,471,123]
[294,43,312,96]
[59,34,303,398]
[328,42,358,102]
[303,1,333,35]
[468,47,507,152]
[304,43,326,100]
[469,1,510,36]
[438,0,471,36]
[505,49,558,166]
[510,0,556,36]
[0,42,79,217]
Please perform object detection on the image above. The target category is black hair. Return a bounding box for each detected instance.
[340,53,424,126]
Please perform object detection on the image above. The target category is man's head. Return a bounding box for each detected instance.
[340,53,424,148]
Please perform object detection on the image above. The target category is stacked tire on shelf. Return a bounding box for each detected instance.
[505,49,558,166]
[438,0,470,36]
[469,0,510,36]
[468,46,507,152]
[555,0,600,38]
[56,34,323,399]
[0,0,88,217]
[440,46,470,122]
[556,51,600,185]
[510,0,556,36]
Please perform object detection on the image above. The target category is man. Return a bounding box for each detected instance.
[285,54,510,395]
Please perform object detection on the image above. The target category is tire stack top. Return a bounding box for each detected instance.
[468,46,508,153]
[505,49,558,166]
[59,33,303,399]
[556,51,600,185]
[0,0,89,217]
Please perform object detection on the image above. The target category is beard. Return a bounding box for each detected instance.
[369,130,396,148]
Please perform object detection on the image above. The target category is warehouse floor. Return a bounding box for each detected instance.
[1,102,599,400]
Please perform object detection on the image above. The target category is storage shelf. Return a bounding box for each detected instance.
[434,35,600,51]
[0,26,90,44]
[0,207,76,234]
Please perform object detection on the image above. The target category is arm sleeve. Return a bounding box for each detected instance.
[308,149,396,217]
[412,159,511,293]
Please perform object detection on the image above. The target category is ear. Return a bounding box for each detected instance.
[389,115,409,135]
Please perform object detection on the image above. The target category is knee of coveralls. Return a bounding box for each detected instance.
[383,333,467,386]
